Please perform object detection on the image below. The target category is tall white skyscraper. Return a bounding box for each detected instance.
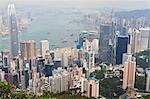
[8,4,18,58]
[130,29,141,54]
[40,40,49,58]
[129,28,150,54]
[62,51,70,67]
[54,48,61,61]
[139,28,150,51]
[92,39,99,54]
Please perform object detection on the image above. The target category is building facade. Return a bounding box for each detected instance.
[123,58,136,89]
[8,4,18,58]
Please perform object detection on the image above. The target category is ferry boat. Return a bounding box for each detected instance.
[70,33,74,36]
[61,38,67,43]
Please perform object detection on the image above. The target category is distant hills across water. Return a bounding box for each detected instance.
[115,9,150,18]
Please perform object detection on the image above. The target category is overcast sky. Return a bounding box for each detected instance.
[0,0,150,10]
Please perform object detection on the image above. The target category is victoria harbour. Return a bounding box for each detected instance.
[0,2,97,50]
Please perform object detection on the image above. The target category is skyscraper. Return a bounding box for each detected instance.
[20,40,36,60]
[116,36,128,64]
[8,4,18,58]
[129,28,150,54]
[99,24,114,64]
[92,39,99,55]
[81,77,99,98]
[84,40,95,69]
[139,28,150,51]
[130,29,141,54]
[62,51,70,67]
[20,41,27,60]
[0,69,5,82]
[1,49,10,67]
[146,70,150,92]
[24,68,29,88]
[40,40,49,58]
[122,57,136,89]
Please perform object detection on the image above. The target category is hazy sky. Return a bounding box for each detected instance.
[0,0,150,10]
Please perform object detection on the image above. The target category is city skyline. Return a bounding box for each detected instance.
[0,1,149,99]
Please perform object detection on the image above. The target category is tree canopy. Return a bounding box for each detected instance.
[99,77,124,98]
[134,49,150,69]
[0,82,90,99]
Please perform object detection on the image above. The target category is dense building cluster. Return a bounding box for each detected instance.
[0,3,150,99]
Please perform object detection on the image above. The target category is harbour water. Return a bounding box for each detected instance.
[0,3,97,50]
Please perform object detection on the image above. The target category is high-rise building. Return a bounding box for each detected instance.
[20,40,36,60]
[81,77,99,98]
[20,41,28,60]
[130,29,141,54]
[146,70,150,92]
[122,57,136,89]
[62,51,71,67]
[1,49,10,67]
[0,69,5,82]
[129,28,150,54]
[122,44,132,65]
[85,41,95,69]
[50,75,61,93]
[81,78,88,95]
[54,48,61,61]
[54,60,61,69]
[61,74,69,92]
[43,64,53,77]
[99,24,114,63]
[24,68,29,88]
[36,57,44,74]
[116,36,128,64]
[12,73,19,88]
[26,40,36,60]
[79,30,99,47]
[122,53,132,65]
[92,39,99,55]
[40,40,49,58]
[139,28,150,51]
[8,4,18,58]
